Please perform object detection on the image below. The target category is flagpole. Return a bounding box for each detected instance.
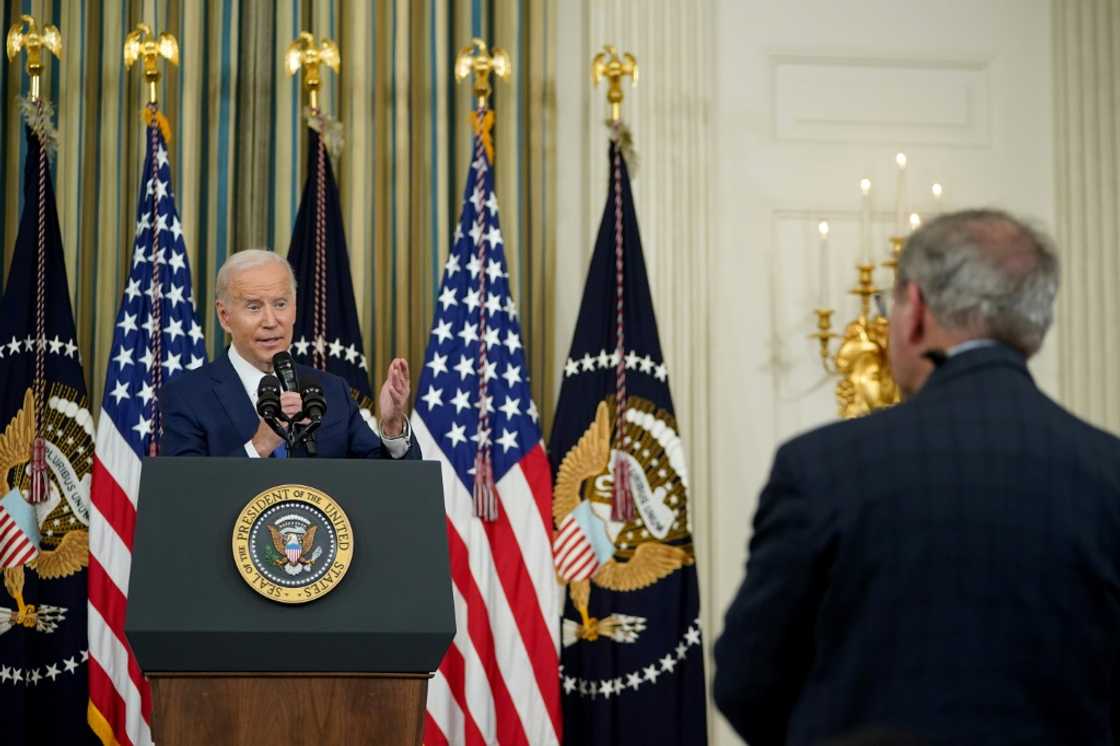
[125,25,179,455]
[5,16,62,103]
[124,23,179,107]
[454,38,510,521]
[592,45,638,123]
[592,45,640,521]
[7,17,62,502]
[286,32,340,114]
[286,33,340,371]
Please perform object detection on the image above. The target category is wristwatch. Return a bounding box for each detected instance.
[381,417,411,440]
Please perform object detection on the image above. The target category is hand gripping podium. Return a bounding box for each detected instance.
[125,457,454,746]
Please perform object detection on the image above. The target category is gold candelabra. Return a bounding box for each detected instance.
[809,151,943,419]
[811,229,908,419]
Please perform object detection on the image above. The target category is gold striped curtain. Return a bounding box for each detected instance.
[0,0,558,429]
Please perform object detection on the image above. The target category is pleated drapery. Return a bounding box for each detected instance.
[0,0,558,429]
[1052,0,1120,433]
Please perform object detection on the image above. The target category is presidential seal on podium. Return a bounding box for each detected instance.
[231,483,353,604]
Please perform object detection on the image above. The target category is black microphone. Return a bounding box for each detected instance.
[300,378,327,422]
[256,375,282,419]
[272,351,300,393]
[256,374,290,445]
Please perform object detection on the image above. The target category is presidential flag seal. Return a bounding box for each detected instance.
[231,484,353,604]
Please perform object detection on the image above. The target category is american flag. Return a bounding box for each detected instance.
[416,116,562,746]
[87,115,206,746]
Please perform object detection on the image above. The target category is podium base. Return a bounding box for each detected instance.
[149,672,429,746]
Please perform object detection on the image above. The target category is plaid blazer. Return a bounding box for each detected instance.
[714,344,1120,746]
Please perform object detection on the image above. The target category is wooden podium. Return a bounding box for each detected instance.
[126,458,454,746]
[148,674,427,744]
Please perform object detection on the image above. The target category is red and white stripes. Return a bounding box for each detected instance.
[415,415,562,746]
[553,512,600,582]
[87,416,153,746]
[0,509,39,568]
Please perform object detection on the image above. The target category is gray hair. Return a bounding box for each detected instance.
[215,249,297,302]
[897,209,1060,356]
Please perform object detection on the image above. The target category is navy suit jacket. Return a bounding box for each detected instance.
[159,351,421,460]
[714,345,1120,746]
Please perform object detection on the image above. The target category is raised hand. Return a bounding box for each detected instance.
[378,358,411,437]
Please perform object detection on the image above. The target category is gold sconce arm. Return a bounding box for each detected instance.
[811,309,839,374]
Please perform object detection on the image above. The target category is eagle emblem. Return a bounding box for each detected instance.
[553,396,695,647]
[0,388,92,636]
[232,486,353,604]
[266,516,321,575]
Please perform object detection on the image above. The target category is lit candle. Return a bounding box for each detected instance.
[860,178,872,264]
[818,220,830,307]
[931,182,943,216]
[909,212,921,233]
[895,152,908,235]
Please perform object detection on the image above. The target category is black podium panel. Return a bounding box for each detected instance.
[125,457,454,674]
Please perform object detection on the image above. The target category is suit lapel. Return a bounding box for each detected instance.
[211,351,259,440]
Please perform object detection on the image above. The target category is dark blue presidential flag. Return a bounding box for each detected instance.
[549,135,706,745]
[0,118,98,744]
[287,123,374,418]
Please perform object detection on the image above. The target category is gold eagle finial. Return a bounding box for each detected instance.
[591,45,638,123]
[454,38,511,110]
[6,15,62,102]
[285,32,340,112]
[124,23,179,106]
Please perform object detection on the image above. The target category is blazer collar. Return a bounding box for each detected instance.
[918,342,1033,395]
[210,349,259,438]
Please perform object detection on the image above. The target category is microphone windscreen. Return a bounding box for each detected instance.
[272,351,300,392]
[257,374,282,418]
[300,376,327,421]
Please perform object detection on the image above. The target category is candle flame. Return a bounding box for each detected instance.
[931,182,943,198]
[860,178,871,195]
[896,152,907,169]
[818,220,830,237]
[909,212,921,230]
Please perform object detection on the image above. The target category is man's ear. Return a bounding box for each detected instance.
[215,300,231,334]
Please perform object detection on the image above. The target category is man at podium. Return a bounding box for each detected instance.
[159,249,420,460]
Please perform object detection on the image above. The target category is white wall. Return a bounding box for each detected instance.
[557,2,1055,744]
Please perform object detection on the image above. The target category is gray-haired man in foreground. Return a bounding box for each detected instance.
[714,210,1120,745]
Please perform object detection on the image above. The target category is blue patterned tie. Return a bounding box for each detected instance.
[272,443,287,459]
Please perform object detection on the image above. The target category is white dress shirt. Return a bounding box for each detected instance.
[946,338,999,357]
[227,344,410,458]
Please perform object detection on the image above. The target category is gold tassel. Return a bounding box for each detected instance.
[142,107,173,144]
[472,109,496,163]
